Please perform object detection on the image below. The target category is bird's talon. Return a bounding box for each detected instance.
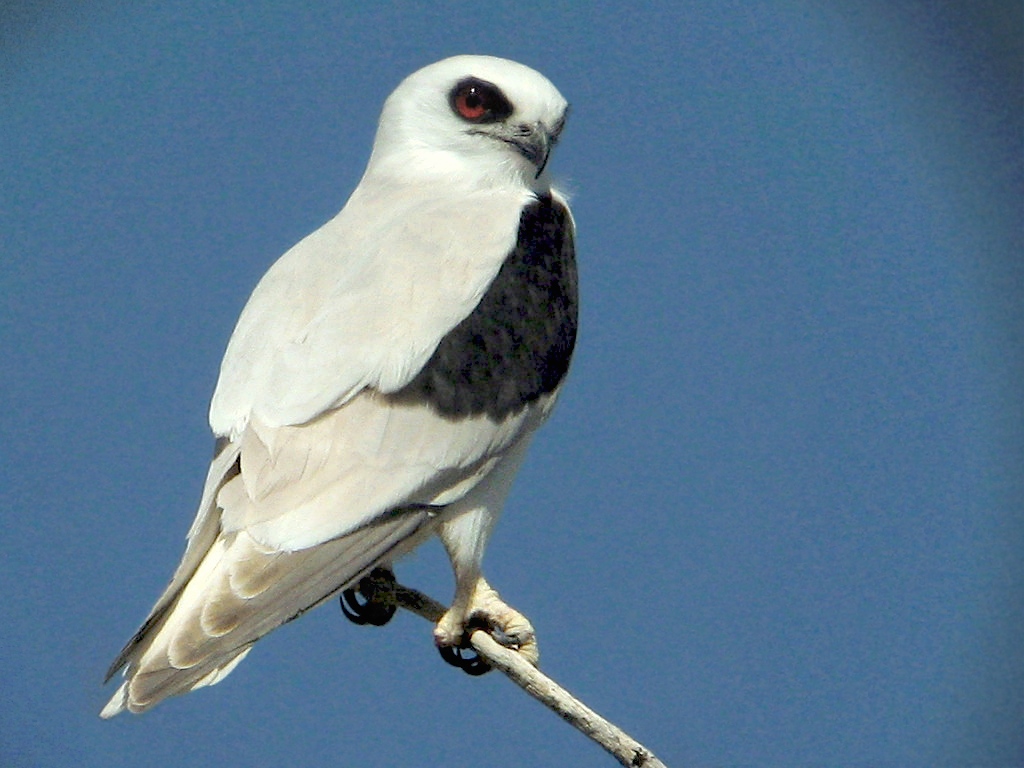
[438,641,492,676]
[486,625,519,650]
[339,567,397,627]
[438,616,496,675]
[458,650,492,676]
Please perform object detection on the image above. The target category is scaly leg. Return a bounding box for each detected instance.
[435,505,538,670]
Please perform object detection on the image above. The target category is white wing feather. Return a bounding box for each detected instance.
[210,182,533,437]
[226,394,541,550]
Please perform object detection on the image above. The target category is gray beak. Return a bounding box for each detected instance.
[505,121,559,178]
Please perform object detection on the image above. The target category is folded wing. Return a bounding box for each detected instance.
[102,188,542,716]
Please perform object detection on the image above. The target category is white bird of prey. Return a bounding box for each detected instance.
[101,55,576,717]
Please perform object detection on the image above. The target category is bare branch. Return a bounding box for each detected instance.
[389,581,669,768]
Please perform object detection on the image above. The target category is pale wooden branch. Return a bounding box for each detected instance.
[388,580,669,768]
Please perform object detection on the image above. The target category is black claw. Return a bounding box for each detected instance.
[438,644,463,668]
[438,615,496,676]
[340,567,397,627]
[438,643,492,676]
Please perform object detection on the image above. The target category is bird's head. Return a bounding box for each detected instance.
[366,55,569,192]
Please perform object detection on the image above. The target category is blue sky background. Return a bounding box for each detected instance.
[2,2,1021,766]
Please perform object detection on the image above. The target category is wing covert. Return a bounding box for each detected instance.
[209,185,531,437]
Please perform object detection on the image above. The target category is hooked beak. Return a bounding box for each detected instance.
[497,115,566,178]
[511,124,553,177]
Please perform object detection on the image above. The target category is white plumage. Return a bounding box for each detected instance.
[102,55,575,717]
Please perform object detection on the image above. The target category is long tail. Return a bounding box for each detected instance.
[101,510,433,717]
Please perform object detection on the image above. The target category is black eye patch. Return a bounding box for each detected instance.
[449,77,514,124]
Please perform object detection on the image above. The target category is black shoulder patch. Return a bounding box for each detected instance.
[391,194,577,421]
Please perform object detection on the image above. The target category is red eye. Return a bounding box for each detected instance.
[449,77,513,124]
[455,86,487,120]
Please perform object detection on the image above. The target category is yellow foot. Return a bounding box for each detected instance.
[434,580,539,666]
